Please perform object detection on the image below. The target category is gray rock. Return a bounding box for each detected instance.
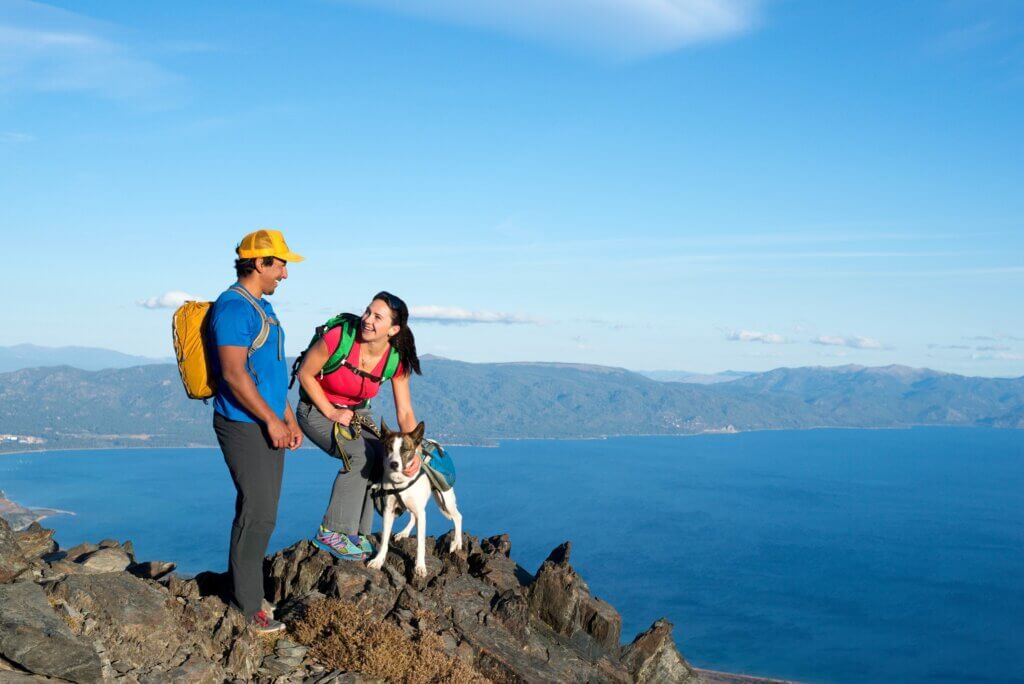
[0,582,102,683]
[527,541,622,660]
[621,618,700,683]
[76,547,132,573]
[127,561,176,581]
[62,543,99,563]
[13,524,57,561]
[0,518,28,583]
[47,572,180,671]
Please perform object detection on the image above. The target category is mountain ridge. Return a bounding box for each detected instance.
[1,359,1021,452]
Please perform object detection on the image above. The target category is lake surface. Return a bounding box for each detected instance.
[1,428,1022,684]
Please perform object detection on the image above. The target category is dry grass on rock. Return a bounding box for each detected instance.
[290,598,488,684]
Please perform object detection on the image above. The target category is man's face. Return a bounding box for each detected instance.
[257,258,288,295]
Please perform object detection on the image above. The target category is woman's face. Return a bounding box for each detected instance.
[361,298,401,343]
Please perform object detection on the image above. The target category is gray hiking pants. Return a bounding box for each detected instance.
[213,413,284,620]
[296,400,381,536]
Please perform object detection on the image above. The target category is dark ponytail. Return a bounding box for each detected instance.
[374,291,422,376]
[391,326,421,376]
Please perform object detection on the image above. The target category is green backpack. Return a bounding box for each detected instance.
[289,313,401,395]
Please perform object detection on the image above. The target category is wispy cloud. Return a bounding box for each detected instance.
[927,343,970,350]
[971,351,1024,362]
[811,335,885,350]
[411,305,544,325]
[976,344,1011,352]
[138,291,198,309]
[727,330,786,344]
[339,0,763,59]
[965,334,1024,342]
[0,0,177,99]
[0,131,35,143]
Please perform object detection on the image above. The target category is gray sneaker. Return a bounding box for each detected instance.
[252,609,285,634]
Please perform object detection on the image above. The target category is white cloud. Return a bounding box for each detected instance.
[811,335,884,350]
[727,330,786,344]
[411,305,544,325]
[339,0,762,59]
[0,0,177,98]
[138,291,198,309]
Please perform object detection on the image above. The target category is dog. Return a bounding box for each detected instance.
[366,420,463,578]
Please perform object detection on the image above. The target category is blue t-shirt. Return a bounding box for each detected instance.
[209,284,288,423]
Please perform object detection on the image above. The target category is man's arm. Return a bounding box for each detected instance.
[217,345,291,449]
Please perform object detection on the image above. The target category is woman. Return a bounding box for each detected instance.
[296,291,422,560]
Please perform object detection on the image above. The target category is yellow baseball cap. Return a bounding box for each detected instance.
[236,229,305,262]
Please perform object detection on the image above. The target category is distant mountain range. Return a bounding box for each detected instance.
[0,358,1020,452]
[0,344,168,373]
[638,370,753,384]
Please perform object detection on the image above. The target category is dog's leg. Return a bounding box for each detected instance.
[366,496,395,571]
[412,502,428,578]
[438,489,463,553]
[394,514,415,541]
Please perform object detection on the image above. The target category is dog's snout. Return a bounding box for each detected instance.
[390,460,400,470]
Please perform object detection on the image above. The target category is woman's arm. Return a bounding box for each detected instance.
[391,372,417,433]
[297,338,353,424]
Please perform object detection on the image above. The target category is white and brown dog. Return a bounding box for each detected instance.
[367,421,463,578]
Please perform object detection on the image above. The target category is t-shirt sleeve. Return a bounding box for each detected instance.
[321,325,342,356]
[211,297,259,348]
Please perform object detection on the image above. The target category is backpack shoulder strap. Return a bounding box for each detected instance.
[321,314,360,376]
[228,286,281,380]
[381,346,401,382]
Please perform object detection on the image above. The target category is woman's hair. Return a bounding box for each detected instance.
[374,291,422,376]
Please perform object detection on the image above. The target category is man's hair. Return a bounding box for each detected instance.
[235,256,277,278]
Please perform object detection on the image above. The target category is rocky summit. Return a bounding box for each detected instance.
[0,515,780,683]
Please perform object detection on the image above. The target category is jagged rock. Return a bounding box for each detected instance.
[621,618,700,683]
[47,572,180,670]
[127,560,176,581]
[0,581,102,683]
[226,637,261,681]
[469,550,532,595]
[0,671,66,682]
[61,543,98,563]
[527,541,623,661]
[480,534,511,557]
[76,547,132,573]
[0,518,28,583]
[13,523,57,561]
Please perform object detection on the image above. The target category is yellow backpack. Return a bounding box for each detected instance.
[172,286,276,400]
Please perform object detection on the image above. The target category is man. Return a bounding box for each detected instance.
[210,229,304,633]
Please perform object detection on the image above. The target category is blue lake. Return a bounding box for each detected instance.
[1,427,1022,684]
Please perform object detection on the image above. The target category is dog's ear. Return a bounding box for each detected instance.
[380,419,391,437]
[410,421,425,443]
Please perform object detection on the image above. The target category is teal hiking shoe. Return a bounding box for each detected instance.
[312,526,366,560]
[357,534,375,555]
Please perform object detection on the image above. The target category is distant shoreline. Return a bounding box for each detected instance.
[0,423,1000,458]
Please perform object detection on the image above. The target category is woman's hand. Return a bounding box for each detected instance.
[325,407,354,426]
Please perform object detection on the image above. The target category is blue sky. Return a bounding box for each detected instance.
[1,0,1022,376]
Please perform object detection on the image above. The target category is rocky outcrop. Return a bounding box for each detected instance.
[0,518,29,583]
[0,520,749,683]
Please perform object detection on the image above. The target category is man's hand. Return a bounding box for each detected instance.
[266,417,292,449]
[325,407,354,426]
[286,419,303,451]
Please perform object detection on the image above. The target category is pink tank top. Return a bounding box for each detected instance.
[315,325,403,406]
